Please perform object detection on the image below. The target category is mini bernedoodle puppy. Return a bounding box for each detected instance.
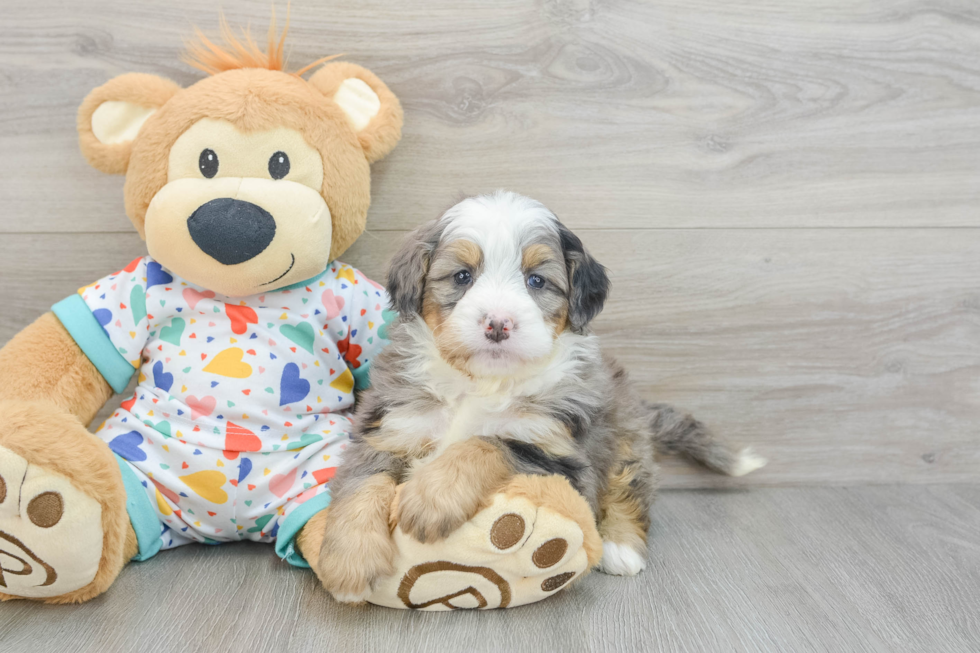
[318,191,766,601]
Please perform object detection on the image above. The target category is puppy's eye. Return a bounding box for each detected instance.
[453,270,472,285]
[268,151,290,179]
[199,149,218,178]
[527,274,545,289]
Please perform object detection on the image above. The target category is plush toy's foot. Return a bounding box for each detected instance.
[0,444,104,599]
[0,401,136,603]
[371,474,602,610]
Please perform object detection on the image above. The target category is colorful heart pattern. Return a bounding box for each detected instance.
[81,257,389,548]
[279,363,311,406]
[146,261,174,290]
[226,304,258,335]
[286,432,323,451]
[109,431,146,462]
[183,288,215,309]
[160,317,185,346]
[153,361,174,393]
[130,285,147,326]
[225,422,262,452]
[180,470,228,504]
[269,469,297,498]
[321,289,345,320]
[186,394,216,420]
[280,322,315,354]
[203,348,252,378]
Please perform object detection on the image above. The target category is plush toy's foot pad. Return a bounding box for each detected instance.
[368,477,600,611]
[0,445,104,599]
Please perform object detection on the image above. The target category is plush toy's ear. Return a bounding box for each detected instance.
[77,73,182,175]
[308,62,403,164]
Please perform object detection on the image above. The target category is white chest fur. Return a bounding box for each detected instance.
[382,336,595,461]
[380,382,555,459]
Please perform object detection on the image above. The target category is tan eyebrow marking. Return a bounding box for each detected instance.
[446,239,483,270]
[522,243,557,271]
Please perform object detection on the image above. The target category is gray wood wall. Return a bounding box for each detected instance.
[1,0,978,487]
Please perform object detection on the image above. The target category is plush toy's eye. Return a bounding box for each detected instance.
[527,274,546,289]
[268,151,290,180]
[199,149,218,178]
[453,270,472,286]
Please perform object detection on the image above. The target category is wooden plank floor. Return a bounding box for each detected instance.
[1,484,978,653]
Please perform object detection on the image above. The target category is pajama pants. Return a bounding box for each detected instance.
[97,413,350,568]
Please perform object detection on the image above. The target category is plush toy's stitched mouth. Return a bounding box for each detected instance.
[261,253,295,286]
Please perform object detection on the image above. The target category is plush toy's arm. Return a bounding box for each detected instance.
[0,312,112,425]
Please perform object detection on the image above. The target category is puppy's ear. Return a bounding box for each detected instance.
[558,221,609,333]
[78,73,182,175]
[386,219,445,316]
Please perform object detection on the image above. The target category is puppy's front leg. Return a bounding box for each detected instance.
[397,437,512,543]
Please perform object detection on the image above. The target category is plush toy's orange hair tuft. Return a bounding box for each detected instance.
[183,8,340,77]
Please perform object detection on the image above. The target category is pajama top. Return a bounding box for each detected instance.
[52,256,394,564]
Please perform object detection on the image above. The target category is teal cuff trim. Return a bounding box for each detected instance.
[115,455,162,562]
[274,491,332,568]
[352,361,372,391]
[53,294,136,394]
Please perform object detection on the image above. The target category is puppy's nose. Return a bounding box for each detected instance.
[187,198,276,265]
[482,315,513,343]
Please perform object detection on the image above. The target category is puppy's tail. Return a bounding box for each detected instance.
[643,402,767,477]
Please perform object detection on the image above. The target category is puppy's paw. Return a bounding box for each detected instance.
[395,475,477,544]
[316,519,396,602]
[395,438,511,544]
[313,478,398,603]
[331,589,373,604]
[598,540,646,576]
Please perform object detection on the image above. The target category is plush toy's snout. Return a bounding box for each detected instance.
[187,198,277,265]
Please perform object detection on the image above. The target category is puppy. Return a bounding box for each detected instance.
[317,191,766,600]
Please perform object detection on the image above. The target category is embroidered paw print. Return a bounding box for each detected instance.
[368,490,593,610]
[0,445,104,599]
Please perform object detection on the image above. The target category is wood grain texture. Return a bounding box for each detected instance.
[0,0,979,233]
[0,485,977,652]
[2,229,977,487]
[0,1,979,488]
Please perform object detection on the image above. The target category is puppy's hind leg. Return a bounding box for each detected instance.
[312,442,405,603]
[597,457,654,576]
[645,403,767,477]
[312,474,399,603]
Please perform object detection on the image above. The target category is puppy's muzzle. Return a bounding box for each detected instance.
[187,198,276,265]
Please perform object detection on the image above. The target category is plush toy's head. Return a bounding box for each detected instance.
[77,20,402,297]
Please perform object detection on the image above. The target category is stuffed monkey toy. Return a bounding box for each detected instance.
[0,21,601,610]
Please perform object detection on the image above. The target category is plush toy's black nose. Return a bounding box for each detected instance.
[187,198,276,265]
